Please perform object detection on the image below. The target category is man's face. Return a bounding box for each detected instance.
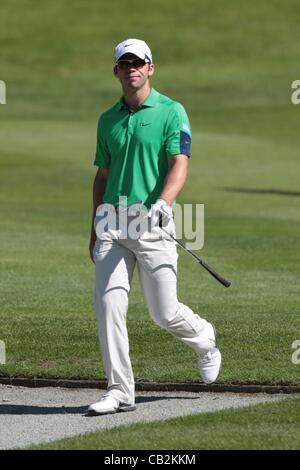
[114,53,154,91]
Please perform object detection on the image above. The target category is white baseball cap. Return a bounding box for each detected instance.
[114,38,152,63]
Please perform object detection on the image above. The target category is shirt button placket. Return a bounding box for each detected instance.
[128,112,134,136]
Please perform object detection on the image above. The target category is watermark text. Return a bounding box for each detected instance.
[0,80,6,104]
[0,340,6,364]
[291,80,300,104]
[94,198,204,250]
[291,339,300,365]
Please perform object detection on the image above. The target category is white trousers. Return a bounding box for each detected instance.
[93,215,214,405]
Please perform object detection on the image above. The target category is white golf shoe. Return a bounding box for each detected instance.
[198,347,222,384]
[198,322,222,384]
[87,395,136,416]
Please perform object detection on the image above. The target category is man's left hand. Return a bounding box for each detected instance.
[149,198,172,228]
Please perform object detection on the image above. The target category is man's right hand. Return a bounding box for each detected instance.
[90,168,109,264]
[89,233,96,264]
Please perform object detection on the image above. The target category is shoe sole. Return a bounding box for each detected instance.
[86,404,136,417]
[203,322,222,385]
[211,321,223,383]
[203,349,222,384]
[209,321,217,347]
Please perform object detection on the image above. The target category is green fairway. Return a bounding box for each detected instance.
[27,396,300,450]
[0,0,299,385]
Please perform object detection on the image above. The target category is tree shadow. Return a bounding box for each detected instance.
[222,187,300,197]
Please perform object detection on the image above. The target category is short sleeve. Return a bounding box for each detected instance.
[94,115,111,168]
[165,102,192,157]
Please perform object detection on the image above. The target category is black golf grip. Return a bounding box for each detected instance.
[198,259,231,287]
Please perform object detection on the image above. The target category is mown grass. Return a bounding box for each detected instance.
[0,0,299,384]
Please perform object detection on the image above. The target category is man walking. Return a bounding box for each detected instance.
[88,39,221,415]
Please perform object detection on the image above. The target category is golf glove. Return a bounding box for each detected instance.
[149,198,173,228]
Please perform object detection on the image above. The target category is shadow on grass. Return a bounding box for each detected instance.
[222,187,300,197]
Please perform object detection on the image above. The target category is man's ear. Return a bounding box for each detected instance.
[113,65,118,77]
[148,63,155,77]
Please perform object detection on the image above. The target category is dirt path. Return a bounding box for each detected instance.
[0,384,290,449]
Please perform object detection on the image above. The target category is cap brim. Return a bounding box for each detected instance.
[116,47,151,63]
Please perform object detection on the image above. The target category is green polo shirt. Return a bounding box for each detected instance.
[94,88,191,209]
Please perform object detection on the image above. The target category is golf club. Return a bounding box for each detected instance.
[159,215,231,288]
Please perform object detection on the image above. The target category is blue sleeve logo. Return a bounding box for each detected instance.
[180,130,191,157]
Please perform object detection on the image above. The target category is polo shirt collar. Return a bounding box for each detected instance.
[141,88,159,107]
[119,88,159,111]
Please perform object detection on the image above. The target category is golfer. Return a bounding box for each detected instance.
[88,39,221,415]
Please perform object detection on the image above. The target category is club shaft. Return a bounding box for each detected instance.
[160,227,231,288]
